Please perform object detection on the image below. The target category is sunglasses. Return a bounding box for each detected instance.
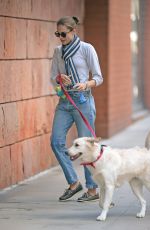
[55,30,72,38]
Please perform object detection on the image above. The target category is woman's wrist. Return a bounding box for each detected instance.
[86,80,96,89]
[84,81,89,90]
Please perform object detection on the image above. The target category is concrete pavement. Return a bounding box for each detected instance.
[0,114,150,230]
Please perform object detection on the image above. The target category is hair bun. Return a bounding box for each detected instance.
[72,16,79,25]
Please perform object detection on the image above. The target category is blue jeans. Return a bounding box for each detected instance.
[50,91,98,189]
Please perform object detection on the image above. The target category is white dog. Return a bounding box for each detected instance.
[68,136,150,221]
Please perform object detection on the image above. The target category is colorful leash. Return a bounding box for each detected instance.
[57,75,96,138]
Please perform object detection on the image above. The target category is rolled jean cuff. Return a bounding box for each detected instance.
[86,184,98,189]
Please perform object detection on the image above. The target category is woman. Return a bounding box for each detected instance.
[50,16,103,202]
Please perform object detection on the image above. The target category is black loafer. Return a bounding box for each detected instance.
[59,183,83,201]
[77,192,99,202]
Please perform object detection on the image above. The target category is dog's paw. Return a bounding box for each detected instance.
[96,214,106,221]
[136,212,145,218]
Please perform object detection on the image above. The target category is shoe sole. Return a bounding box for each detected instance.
[77,197,99,202]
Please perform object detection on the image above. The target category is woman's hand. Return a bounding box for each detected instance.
[73,82,87,91]
[60,74,72,86]
[74,80,96,91]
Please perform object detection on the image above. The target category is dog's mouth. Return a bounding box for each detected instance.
[70,152,82,161]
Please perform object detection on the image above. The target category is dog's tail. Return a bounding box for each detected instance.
[145,131,150,150]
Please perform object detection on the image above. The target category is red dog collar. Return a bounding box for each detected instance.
[80,145,106,168]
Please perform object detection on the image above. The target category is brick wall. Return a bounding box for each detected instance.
[85,0,132,137]
[84,0,109,137]
[0,0,84,189]
[107,0,132,136]
[142,0,150,109]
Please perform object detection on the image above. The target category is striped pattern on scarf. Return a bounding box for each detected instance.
[62,35,80,89]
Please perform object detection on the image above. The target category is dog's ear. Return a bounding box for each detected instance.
[94,137,101,143]
[86,137,101,145]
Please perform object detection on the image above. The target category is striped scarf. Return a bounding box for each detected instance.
[62,35,80,90]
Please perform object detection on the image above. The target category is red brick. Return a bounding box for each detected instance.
[143,0,150,109]
[0,17,26,59]
[77,25,84,40]
[45,96,55,131]
[49,22,61,58]
[20,60,33,100]
[0,0,30,18]
[22,136,50,178]
[27,20,50,58]
[31,60,51,97]
[0,61,19,103]
[0,60,32,103]
[34,97,51,135]
[50,0,84,23]
[0,146,11,189]
[17,97,54,140]
[30,137,41,175]
[34,98,48,135]
[17,100,36,140]
[0,61,10,103]
[27,0,52,20]
[22,139,33,178]
[0,0,84,22]
[10,142,24,184]
[40,134,52,169]
[1,103,18,147]
[0,17,5,58]
[0,62,10,103]
[0,105,5,147]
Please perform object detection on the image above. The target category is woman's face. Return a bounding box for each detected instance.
[56,25,75,45]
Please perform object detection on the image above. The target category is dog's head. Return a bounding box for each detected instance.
[68,137,101,163]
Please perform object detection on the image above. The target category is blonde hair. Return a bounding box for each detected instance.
[57,16,79,30]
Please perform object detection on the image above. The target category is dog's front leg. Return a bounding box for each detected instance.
[99,186,105,209]
[97,184,114,221]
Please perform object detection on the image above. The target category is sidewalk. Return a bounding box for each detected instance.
[0,114,150,230]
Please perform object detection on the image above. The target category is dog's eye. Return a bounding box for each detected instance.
[75,143,79,147]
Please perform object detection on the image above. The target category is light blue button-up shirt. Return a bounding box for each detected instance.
[50,41,103,89]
